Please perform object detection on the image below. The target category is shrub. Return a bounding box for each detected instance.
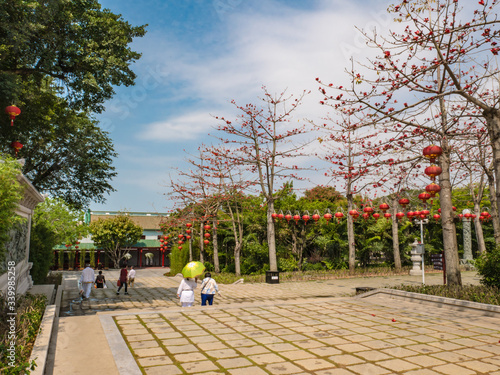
[475,246,500,289]
[278,257,298,272]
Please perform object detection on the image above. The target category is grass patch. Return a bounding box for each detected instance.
[0,293,47,374]
[391,284,500,306]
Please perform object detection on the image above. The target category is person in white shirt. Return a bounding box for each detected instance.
[128,266,136,287]
[177,277,197,307]
[80,263,95,299]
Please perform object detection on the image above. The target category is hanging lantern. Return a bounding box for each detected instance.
[75,245,79,249]
[204,224,211,231]
[438,208,441,213]
[379,203,389,212]
[480,215,485,222]
[285,213,292,223]
[10,141,23,156]
[5,105,21,126]
[480,211,489,217]
[186,223,192,228]
[372,213,380,220]
[178,234,184,239]
[424,165,442,181]
[186,229,191,234]
[420,214,426,219]
[384,212,391,220]
[464,212,472,220]
[204,232,211,238]
[396,212,405,220]
[414,210,421,216]
[312,213,320,223]
[348,210,359,219]
[458,214,464,219]
[398,198,410,208]
[324,212,333,223]
[334,211,344,222]
[178,246,183,250]
[186,235,191,240]
[425,183,441,197]
[362,213,370,220]
[471,214,476,219]
[418,192,431,203]
[178,240,184,245]
[407,211,414,218]
[363,207,374,214]
[302,213,310,224]
[164,235,169,240]
[452,206,457,211]
[293,214,301,225]
[271,212,279,221]
[423,145,443,163]
[421,209,430,217]
[203,239,210,245]
[278,212,284,220]
[160,239,164,243]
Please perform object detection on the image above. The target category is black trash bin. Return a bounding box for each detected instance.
[266,271,279,284]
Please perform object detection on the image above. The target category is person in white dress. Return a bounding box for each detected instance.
[128,266,136,287]
[80,263,95,299]
[177,277,197,307]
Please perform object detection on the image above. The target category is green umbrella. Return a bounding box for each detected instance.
[182,261,206,279]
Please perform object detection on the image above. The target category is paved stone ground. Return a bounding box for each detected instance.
[48,269,500,375]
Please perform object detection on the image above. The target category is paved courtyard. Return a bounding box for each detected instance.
[47,270,500,375]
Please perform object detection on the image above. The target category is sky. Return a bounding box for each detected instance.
[89,0,398,214]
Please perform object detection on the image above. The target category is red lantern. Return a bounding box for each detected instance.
[407,211,414,218]
[334,212,344,222]
[471,214,476,219]
[178,240,184,245]
[10,141,23,156]
[348,210,359,219]
[421,209,430,216]
[203,239,210,245]
[372,213,380,220]
[186,229,191,234]
[414,210,421,216]
[362,213,370,220]
[459,214,464,219]
[5,105,21,126]
[271,212,279,221]
[424,165,442,181]
[398,198,410,207]
[204,224,211,231]
[312,214,320,222]
[160,239,164,243]
[302,214,310,224]
[423,145,443,163]
[396,212,405,220]
[379,203,389,212]
[164,235,169,240]
[278,213,284,220]
[324,212,333,222]
[480,211,489,217]
[452,206,457,211]
[178,246,183,250]
[186,223,192,228]
[204,232,211,238]
[480,216,485,222]
[363,207,374,214]
[464,212,472,220]
[75,245,79,249]
[418,192,431,203]
[425,183,441,197]
[293,214,301,224]
[384,212,391,220]
[285,214,292,223]
[438,208,441,213]
[178,234,184,239]
[186,235,191,240]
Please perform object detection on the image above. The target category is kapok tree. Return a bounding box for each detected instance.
[315,108,399,271]
[213,87,311,272]
[317,0,500,285]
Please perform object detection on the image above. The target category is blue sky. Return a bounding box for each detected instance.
[90,0,394,213]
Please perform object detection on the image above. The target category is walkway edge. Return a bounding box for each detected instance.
[359,288,500,316]
[99,315,142,375]
[28,305,56,375]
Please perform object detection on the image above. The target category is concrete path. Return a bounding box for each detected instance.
[44,270,500,375]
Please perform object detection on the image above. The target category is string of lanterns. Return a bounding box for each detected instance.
[5,105,23,156]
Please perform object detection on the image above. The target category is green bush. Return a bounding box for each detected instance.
[278,257,298,272]
[475,246,500,289]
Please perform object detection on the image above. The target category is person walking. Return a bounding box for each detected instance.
[128,266,136,287]
[200,272,221,306]
[117,264,128,295]
[95,270,106,288]
[177,277,197,307]
[80,263,95,299]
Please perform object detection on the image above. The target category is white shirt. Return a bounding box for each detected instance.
[80,267,94,283]
[128,269,136,279]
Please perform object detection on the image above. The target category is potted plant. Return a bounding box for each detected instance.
[68,250,76,270]
[79,249,86,269]
[89,250,95,268]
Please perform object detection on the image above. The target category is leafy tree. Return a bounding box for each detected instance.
[89,215,142,268]
[0,0,147,112]
[475,246,500,288]
[0,155,23,262]
[29,198,85,283]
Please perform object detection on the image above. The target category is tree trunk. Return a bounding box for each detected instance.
[439,143,462,286]
[267,201,278,271]
[212,218,219,272]
[473,202,486,255]
[198,222,203,263]
[234,242,241,276]
[392,197,402,272]
[485,109,500,237]
[347,195,356,272]
[486,166,500,245]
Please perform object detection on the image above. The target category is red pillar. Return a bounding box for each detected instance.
[139,249,143,268]
[162,250,165,267]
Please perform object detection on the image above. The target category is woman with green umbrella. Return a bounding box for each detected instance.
[177,261,205,307]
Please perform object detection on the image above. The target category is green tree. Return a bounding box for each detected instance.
[0,155,23,262]
[89,215,142,268]
[29,198,85,283]
[0,0,147,112]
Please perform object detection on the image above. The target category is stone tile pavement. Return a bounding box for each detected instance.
[47,270,500,375]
